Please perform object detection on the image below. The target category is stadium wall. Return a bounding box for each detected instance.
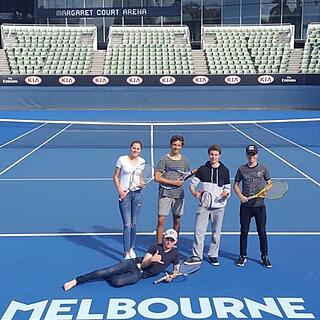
[1,85,319,110]
[1,74,320,110]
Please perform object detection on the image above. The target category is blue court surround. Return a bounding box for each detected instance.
[1,85,320,109]
[0,110,319,320]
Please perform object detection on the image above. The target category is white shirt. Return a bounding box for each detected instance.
[116,155,145,191]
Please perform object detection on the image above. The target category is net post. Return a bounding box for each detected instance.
[150,124,155,175]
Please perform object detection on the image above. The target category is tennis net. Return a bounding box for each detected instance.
[0,118,319,149]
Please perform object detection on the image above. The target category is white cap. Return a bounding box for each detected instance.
[163,229,178,241]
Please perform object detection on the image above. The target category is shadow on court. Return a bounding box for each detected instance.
[60,227,124,261]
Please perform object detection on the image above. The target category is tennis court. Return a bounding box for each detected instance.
[0,110,319,320]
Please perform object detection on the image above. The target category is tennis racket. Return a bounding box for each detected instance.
[247,180,288,200]
[128,162,154,191]
[199,190,213,209]
[160,168,197,190]
[153,260,201,284]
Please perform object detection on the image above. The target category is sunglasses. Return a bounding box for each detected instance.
[165,237,175,242]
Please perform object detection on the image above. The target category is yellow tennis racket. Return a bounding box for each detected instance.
[247,180,288,200]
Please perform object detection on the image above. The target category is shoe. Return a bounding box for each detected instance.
[208,256,220,266]
[184,256,202,265]
[124,252,131,260]
[129,248,136,259]
[261,255,272,268]
[235,255,247,267]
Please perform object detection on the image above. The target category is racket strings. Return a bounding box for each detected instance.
[266,181,288,199]
[131,163,154,189]
[200,191,212,209]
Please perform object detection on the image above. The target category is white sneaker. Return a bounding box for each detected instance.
[129,248,136,258]
[124,252,131,260]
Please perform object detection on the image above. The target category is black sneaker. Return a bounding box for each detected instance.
[235,255,247,267]
[184,256,202,265]
[208,256,219,266]
[261,255,272,268]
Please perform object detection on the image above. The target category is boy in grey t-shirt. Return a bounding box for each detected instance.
[154,135,190,244]
[233,144,272,268]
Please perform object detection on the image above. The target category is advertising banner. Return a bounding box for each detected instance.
[0,74,318,87]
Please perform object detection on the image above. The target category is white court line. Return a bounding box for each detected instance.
[0,123,47,148]
[0,178,111,181]
[1,117,319,126]
[229,124,320,188]
[255,123,320,158]
[0,177,308,181]
[0,231,319,237]
[0,123,73,176]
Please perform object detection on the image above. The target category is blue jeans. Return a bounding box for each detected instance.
[76,258,144,287]
[119,190,143,252]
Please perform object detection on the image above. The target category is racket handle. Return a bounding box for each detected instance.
[246,195,256,201]
[183,172,193,181]
[183,169,197,181]
[153,273,168,284]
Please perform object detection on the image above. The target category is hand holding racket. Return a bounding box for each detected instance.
[160,168,197,190]
[129,162,154,190]
[199,190,229,209]
[247,180,288,200]
[199,190,213,209]
[153,260,201,284]
[119,163,154,200]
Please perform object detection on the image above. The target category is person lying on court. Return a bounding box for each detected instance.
[63,229,180,290]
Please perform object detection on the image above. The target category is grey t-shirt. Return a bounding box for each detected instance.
[156,154,189,199]
[234,163,271,207]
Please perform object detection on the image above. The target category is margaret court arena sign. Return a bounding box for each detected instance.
[36,6,181,18]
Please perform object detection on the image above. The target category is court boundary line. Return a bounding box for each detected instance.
[0,123,73,176]
[0,123,47,148]
[255,123,320,158]
[0,177,308,181]
[0,117,319,126]
[229,124,320,187]
[0,232,319,237]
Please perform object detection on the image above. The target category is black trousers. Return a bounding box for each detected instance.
[239,205,268,257]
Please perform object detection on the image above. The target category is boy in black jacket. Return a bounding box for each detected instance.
[186,144,230,266]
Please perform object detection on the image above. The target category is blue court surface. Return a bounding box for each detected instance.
[0,110,319,320]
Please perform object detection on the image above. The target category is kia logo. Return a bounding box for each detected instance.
[92,76,109,85]
[159,76,176,85]
[59,76,76,85]
[225,76,241,84]
[193,76,209,85]
[25,76,42,85]
[257,75,274,84]
[126,76,143,85]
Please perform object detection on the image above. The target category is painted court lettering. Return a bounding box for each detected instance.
[1,297,315,320]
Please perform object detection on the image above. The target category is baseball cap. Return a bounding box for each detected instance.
[164,229,178,241]
[246,144,258,154]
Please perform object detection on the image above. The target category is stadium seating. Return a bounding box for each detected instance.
[1,25,96,75]
[1,23,318,75]
[103,26,195,75]
[301,24,320,73]
[202,25,294,74]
